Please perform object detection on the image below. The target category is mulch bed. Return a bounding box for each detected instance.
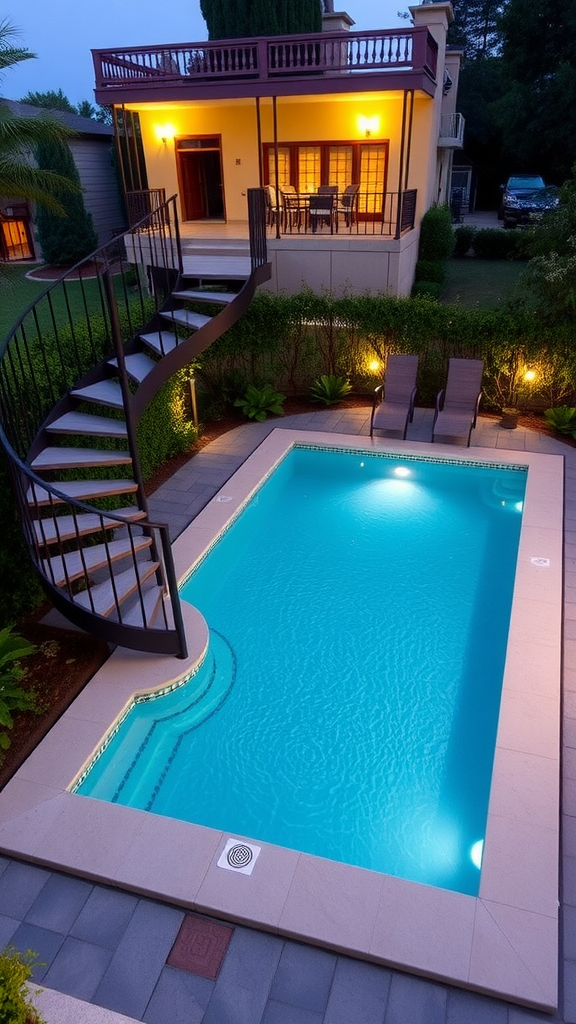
[0,401,564,793]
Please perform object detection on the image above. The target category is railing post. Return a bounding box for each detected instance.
[101,264,150,518]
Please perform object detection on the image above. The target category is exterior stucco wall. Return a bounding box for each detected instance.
[261,230,420,298]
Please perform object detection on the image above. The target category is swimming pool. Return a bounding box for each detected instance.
[0,429,561,1008]
[77,446,526,896]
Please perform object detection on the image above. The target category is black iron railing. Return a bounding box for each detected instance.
[266,189,417,238]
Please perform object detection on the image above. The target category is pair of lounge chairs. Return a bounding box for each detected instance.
[370,355,484,446]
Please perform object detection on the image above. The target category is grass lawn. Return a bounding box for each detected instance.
[441,259,526,308]
[0,263,128,343]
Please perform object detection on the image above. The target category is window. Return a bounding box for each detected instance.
[263,141,388,212]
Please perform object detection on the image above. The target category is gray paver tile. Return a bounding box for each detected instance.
[446,988,508,1024]
[564,905,576,961]
[324,957,391,1024]
[143,965,214,1024]
[70,886,138,949]
[8,922,66,981]
[93,899,184,1018]
[269,941,337,1013]
[262,1001,323,1024]
[25,872,92,932]
[0,861,50,919]
[0,856,10,877]
[202,927,283,1024]
[384,972,447,1024]
[0,914,19,949]
[43,936,112,1000]
[564,855,576,907]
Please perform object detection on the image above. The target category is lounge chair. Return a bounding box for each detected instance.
[370,354,419,439]
[432,357,484,446]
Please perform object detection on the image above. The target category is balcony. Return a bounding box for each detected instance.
[92,27,439,103]
[438,112,465,148]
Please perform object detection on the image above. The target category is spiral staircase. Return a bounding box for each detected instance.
[0,190,271,658]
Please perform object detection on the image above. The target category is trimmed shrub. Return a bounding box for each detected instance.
[411,281,441,299]
[453,225,476,258]
[414,259,446,285]
[471,229,527,261]
[418,204,454,261]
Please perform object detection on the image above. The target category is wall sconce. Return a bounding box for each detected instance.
[358,115,380,139]
[154,123,176,145]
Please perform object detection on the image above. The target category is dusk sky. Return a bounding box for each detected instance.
[4,1,408,108]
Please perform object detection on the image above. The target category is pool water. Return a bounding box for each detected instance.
[77,447,526,895]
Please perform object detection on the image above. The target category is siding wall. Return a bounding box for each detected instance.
[69,138,126,246]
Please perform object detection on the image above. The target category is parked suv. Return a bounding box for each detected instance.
[499,175,559,228]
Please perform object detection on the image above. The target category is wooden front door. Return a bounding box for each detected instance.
[177,138,225,221]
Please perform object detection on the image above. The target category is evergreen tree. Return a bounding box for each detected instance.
[448,0,504,59]
[495,0,576,182]
[20,88,77,113]
[200,0,321,39]
[35,140,98,266]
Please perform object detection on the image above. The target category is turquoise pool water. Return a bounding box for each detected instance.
[77,447,526,895]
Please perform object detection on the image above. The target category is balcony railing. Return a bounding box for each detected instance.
[93,27,438,92]
[267,189,417,238]
[439,112,465,147]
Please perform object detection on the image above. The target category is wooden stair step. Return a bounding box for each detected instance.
[108,352,157,384]
[171,288,237,304]
[160,309,212,330]
[43,536,153,587]
[28,478,138,506]
[70,380,125,410]
[46,412,127,438]
[31,447,132,471]
[116,584,165,629]
[73,560,160,617]
[140,331,180,356]
[33,507,146,545]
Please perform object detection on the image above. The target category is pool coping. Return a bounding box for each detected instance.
[0,430,562,1010]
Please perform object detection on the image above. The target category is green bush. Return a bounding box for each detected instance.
[543,406,576,434]
[234,383,285,421]
[0,947,45,1023]
[453,225,476,258]
[414,259,446,285]
[418,204,454,261]
[411,281,442,299]
[0,626,39,758]
[137,368,199,481]
[310,374,352,405]
[471,229,526,261]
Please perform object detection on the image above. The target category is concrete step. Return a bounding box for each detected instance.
[46,412,127,439]
[31,447,132,471]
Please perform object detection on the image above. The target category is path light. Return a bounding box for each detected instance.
[368,359,382,374]
[524,368,536,382]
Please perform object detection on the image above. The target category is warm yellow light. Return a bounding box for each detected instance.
[524,369,536,382]
[154,123,176,144]
[368,359,382,373]
[358,115,380,138]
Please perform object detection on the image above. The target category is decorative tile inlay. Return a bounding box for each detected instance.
[167,914,233,979]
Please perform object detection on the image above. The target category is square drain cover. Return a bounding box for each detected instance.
[167,915,233,980]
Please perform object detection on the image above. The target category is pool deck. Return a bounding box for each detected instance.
[0,406,573,1024]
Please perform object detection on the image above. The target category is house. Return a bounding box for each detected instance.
[0,100,126,262]
[92,1,463,296]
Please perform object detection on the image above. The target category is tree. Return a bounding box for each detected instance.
[495,0,576,182]
[200,0,322,40]
[20,87,76,113]
[0,20,79,215]
[447,0,504,60]
[35,139,98,265]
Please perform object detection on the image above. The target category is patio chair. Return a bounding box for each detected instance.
[280,186,305,230]
[336,184,360,228]
[370,353,419,439]
[264,184,282,227]
[432,358,484,446]
[308,192,336,233]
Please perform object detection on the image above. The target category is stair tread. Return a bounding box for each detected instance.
[33,507,146,544]
[43,536,152,587]
[70,380,125,409]
[28,479,138,506]
[140,331,180,355]
[182,255,251,279]
[108,353,157,384]
[116,584,165,629]
[73,560,160,617]
[47,412,127,438]
[31,447,132,470]
[171,289,236,303]
[160,309,212,330]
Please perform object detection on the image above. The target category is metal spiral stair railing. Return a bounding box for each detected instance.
[0,189,271,658]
